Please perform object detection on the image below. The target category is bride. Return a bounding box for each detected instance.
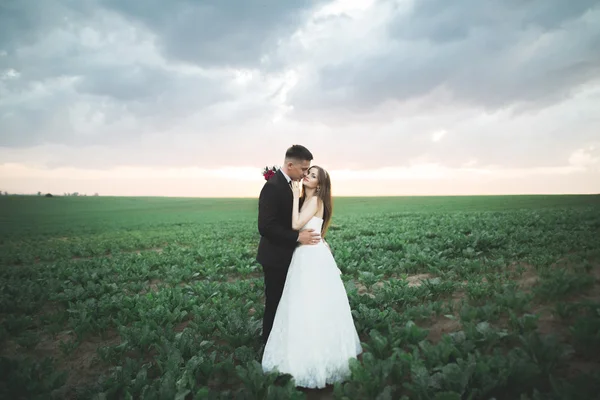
[261,165,362,389]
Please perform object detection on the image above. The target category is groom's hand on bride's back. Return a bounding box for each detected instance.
[298,229,321,245]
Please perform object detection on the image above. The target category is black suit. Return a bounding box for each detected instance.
[256,169,299,343]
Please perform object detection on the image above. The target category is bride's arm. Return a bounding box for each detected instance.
[292,183,319,230]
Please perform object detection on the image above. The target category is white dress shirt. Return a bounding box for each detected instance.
[280,168,292,185]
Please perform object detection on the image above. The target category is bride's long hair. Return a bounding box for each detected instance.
[301,165,333,238]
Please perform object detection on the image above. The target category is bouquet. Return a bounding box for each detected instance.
[262,165,279,180]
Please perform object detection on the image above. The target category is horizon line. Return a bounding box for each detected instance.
[2,193,599,199]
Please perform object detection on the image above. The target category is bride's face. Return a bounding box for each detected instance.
[302,168,319,190]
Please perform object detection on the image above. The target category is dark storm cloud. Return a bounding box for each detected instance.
[0,65,228,148]
[389,0,599,43]
[99,0,328,68]
[289,0,600,113]
[0,0,325,148]
[0,0,91,51]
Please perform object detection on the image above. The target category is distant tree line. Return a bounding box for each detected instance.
[0,191,99,196]
[61,192,100,196]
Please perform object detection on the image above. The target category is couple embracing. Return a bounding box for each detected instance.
[256,144,362,389]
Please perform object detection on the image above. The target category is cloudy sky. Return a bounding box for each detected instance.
[1,0,599,197]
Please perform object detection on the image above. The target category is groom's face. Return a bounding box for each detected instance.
[289,159,311,180]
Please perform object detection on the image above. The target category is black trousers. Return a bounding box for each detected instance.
[261,264,289,343]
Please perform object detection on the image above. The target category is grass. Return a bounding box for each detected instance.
[1,194,599,399]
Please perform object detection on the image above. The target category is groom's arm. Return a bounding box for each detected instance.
[258,183,299,246]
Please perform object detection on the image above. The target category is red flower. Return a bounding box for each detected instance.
[264,170,275,180]
[262,165,279,180]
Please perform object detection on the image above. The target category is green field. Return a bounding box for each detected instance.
[1,195,600,399]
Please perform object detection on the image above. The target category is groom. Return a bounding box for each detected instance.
[256,144,321,344]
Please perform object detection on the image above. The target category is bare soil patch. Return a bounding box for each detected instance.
[174,319,192,332]
[355,273,437,298]
[406,273,435,286]
[58,333,120,398]
[508,262,540,291]
[504,260,600,379]
[227,271,263,283]
[137,278,164,294]
[355,282,375,298]
[1,329,120,400]
[426,315,462,342]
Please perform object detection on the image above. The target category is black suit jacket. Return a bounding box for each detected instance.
[256,169,299,267]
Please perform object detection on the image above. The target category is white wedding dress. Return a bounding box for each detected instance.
[261,216,362,389]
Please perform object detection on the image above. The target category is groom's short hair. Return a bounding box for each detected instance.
[285,145,313,161]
